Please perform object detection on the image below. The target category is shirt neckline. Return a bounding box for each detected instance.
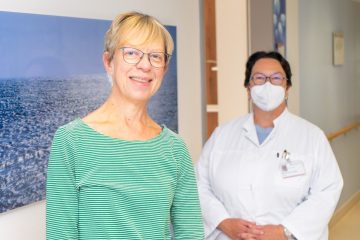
[76,118,167,143]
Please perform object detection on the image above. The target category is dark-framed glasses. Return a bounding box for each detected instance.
[251,72,287,85]
[120,47,171,68]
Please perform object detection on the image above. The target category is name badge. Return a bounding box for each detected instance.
[281,160,306,178]
[278,150,306,178]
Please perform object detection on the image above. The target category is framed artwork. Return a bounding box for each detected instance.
[273,0,286,56]
[0,11,178,213]
[333,32,344,66]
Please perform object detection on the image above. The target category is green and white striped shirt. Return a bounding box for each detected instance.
[46,119,204,239]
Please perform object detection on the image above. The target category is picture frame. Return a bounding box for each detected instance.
[333,32,344,66]
[273,0,286,56]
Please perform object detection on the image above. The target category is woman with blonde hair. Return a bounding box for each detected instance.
[46,11,204,239]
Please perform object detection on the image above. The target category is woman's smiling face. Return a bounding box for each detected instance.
[104,40,167,104]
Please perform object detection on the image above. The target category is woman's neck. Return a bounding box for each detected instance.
[83,93,161,140]
[105,94,150,125]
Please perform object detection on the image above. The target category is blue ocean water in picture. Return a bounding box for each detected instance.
[0,11,177,213]
[0,75,110,212]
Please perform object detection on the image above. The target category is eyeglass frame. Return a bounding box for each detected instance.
[250,72,287,85]
[119,47,171,68]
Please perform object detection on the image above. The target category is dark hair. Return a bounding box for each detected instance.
[244,51,292,87]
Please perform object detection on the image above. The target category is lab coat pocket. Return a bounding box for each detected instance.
[276,155,309,185]
[274,153,312,203]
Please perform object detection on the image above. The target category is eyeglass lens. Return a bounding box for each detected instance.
[251,72,285,85]
[121,47,168,68]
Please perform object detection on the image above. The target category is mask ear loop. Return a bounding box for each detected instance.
[285,84,290,106]
[248,98,253,113]
[247,86,252,113]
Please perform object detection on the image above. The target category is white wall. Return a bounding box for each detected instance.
[299,0,360,205]
[0,201,46,240]
[299,0,360,131]
[331,130,360,205]
[215,0,249,123]
[0,1,203,239]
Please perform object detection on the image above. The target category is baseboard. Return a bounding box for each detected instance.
[329,191,360,228]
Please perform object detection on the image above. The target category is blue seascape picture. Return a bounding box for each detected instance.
[0,11,177,213]
[273,0,286,56]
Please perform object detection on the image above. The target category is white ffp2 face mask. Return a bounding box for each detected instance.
[250,82,285,111]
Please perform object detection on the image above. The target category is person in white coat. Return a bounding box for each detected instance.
[197,51,343,240]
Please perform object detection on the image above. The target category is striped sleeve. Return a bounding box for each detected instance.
[46,127,78,240]
[170,137,205,239]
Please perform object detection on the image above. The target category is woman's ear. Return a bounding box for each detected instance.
[103,51,113,74]
[285,84,291,96]
[163,63,169,74]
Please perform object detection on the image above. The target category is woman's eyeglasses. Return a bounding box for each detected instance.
[119,47,171,68]
[251,72,287,85]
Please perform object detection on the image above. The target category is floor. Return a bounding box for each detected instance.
[329,199,360,240]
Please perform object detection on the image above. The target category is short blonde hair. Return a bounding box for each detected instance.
[104,11,174,62]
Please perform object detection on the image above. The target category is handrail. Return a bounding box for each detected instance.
[327,122,360,141]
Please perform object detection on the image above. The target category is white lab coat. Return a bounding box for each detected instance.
[197,109,343,240]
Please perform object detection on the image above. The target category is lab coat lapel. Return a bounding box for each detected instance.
[242,113,259,146]
[242,109,289,147]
